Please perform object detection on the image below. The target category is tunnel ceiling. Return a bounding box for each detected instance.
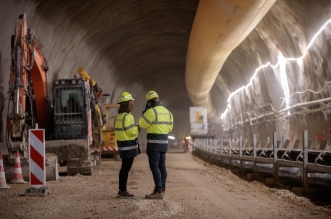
[1,0,331,139]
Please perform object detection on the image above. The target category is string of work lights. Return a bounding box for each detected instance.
[220,18,331,120]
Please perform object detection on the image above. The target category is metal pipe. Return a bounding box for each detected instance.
[229,98,331,129]
[14,46,21,114]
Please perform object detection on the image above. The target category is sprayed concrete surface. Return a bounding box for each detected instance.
[1,150,330,219]
[1,0,331,140]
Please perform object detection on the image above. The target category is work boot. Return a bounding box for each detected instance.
[145,188,164,199]
[118,190,134,199]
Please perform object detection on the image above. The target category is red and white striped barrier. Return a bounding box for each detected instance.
[29,129,45,188]
[102,146,118,151]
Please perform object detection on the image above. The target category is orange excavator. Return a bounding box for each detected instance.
[3,14,104,179]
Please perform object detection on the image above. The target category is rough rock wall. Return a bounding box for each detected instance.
[0,0,199,141]
[217,0,331,149]
[0,0,331,148]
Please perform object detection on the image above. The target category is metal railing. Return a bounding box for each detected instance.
[192,130,331,188]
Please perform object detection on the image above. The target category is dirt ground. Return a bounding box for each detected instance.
[1,149,331,219]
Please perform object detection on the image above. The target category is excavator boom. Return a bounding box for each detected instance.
[3,14,104,180]
[8,14,49,156]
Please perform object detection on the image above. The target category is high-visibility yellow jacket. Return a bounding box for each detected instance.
[139,104,173,152]
[114,112,139,158]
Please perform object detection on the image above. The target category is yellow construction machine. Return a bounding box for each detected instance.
[77,70,120,160]
[99,97,120,160]
[76,67,106,148]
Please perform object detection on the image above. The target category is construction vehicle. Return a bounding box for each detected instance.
[74,69,120,160]
[3,14,104,179]
[76,67,106,149]
[99,99,120,159]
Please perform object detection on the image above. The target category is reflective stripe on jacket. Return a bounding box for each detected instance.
[139,105,173,152]
[114,112,139,158]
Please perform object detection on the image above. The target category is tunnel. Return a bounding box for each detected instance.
[1,0,331,186]
[1,0,330,144]
[1,0,331,217]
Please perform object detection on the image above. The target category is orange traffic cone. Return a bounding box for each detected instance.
[0,153,10,189]
[10,151,26,184]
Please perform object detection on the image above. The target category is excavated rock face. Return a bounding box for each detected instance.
[215,0,331,148]
[0,0,330,146]
[0,0,199,141]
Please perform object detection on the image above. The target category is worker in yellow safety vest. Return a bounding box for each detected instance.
[114,92,140,199]
[139,91,173,199]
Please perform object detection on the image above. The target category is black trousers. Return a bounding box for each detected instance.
[119,157,134,192]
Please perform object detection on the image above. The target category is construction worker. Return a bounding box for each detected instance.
[114,92,140,198]
[139,91,173,199]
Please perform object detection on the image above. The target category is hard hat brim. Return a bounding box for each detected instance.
[118,98,134,104]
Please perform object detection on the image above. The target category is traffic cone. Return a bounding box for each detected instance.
[10,151,26,184]
[0,153,10,189]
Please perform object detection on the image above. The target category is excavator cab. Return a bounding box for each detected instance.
[52,78,90,140]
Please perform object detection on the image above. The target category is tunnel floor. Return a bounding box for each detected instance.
[1,150,331,218]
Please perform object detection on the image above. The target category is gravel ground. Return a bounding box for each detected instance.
[1,149,331,219]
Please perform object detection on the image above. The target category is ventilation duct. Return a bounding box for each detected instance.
[185,0,276,122]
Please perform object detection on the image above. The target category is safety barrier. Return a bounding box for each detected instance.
[192,130,331,188]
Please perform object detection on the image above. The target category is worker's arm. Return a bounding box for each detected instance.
[167,111,174,133]
[124,114,138,138]
[139,109,154,129]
